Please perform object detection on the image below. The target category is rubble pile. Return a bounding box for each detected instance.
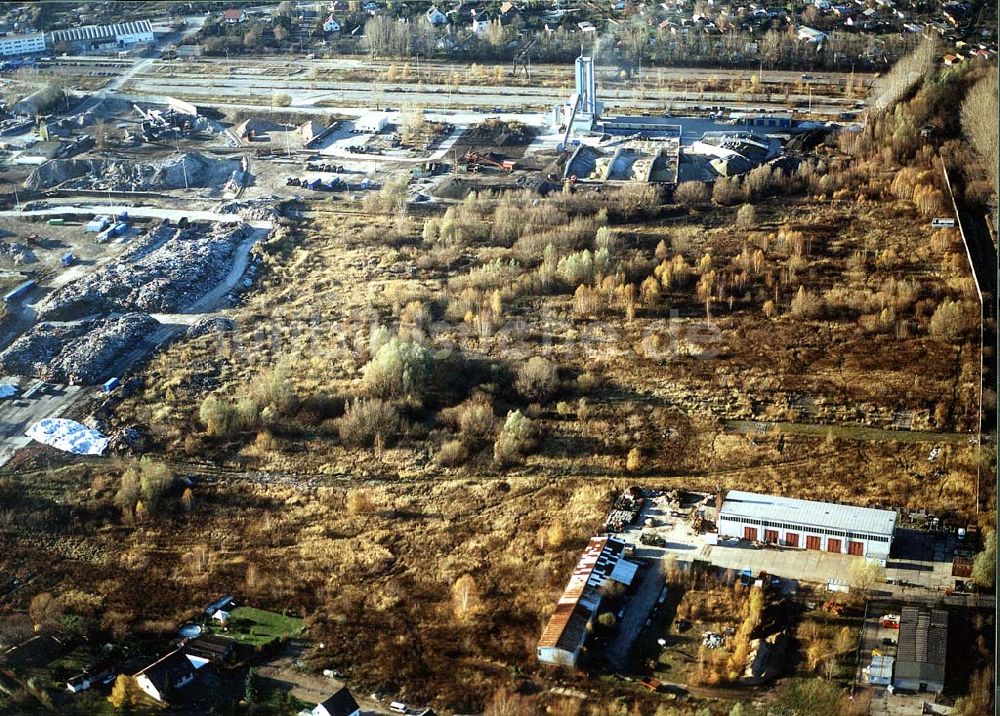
[37,223,252,320]
[24,153,237,192]
[186,316,235,338]
[0,313,157,384]
[215,197,280,221]
[0,241,37,264]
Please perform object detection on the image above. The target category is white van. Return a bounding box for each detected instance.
[390,703,408,714]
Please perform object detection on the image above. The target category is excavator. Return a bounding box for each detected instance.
[462,151,515,173]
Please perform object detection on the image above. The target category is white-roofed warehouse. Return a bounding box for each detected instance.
[718,490,896,561]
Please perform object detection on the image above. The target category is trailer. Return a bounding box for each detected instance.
[85,216,111,233]
[3,279,36,304]
[47,218,66,226]
[60,252,75,267]
[102,377,120,393]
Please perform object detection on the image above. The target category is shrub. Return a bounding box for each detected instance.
[457,396,497,439]
[515,357,558,402]
[138,458,173,513]
[435,439,469,467]
[712,176,743,206]
[674,181,709,207]
[362,338,433,399]
[271,93,292,107]
[626,447,642,472]
[929,299,977,341]
[736,204,757,228]
[338,399,400,447]
[252,363,297,416]
[493,410,536,466]
[199,396,238,438]
[790,285,824,319]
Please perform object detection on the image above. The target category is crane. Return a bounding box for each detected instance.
[511,37,536,80]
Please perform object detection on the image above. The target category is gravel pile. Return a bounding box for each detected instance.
[24,153,237,192]
[0,241,37,264]
[37,223,252,320]
[186,316,235,338]
[0,313,157,385]
[215,198,280,222]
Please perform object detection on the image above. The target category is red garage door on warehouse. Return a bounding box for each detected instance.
[828,538,842,553]
[848,541,864,556]
[744,526,758,541]
[764,529,779,543]
[806,535,821,550]
[785,532,799,547]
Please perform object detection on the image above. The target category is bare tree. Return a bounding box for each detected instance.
[961,68,998,196]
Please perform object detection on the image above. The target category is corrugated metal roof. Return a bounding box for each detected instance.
[895,606,947,684]
[867,654,894,682]
[538,536,635,653]
[719,490,897,536]
[51,20,153,44]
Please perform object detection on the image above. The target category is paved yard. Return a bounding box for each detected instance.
[705,541,856,586]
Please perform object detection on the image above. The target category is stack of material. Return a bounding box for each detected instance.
[26,418,109,455]
[0,241,37,264]
[37,223,251,319]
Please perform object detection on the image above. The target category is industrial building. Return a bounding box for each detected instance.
[0,33,45,57]
[893,607,948,693]
[717,490,897,561]
[50,20,154,52]
[354,112,389,134]
[537,536,638,668]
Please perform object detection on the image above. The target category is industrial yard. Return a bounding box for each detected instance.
[0,2,995,716]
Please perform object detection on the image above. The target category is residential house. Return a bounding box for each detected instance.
[312,687,361,716]
[212,609,231,625]
[578,21,597,33]
[65,661,115,694]
[222,9,248,24]
[185,634,236,663]
[323,15,341,32]
[134,649,205,702]
[471,14,492,35]
[797,25,829,42]
[425,5,448,25]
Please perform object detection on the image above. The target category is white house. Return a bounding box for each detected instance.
[578,21,597,33]
[323,15,341,32]
[797,25,829,42]
[313,687,361,716]
[134,650,204,702]
[212,609,230,624]
[222,9,248,24]
[471,15,492,35]
[425,5,448,26]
